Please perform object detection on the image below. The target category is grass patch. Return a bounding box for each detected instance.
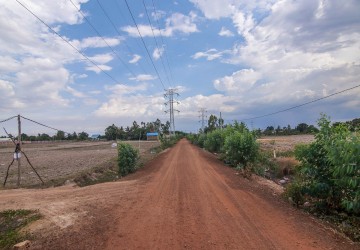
[0,209,41,249]
[74,158,118,187]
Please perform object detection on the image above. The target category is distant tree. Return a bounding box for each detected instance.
[56,130,65,140]
[78,131,89,141]
[38,133,51,141]
[21,133,29,141]
[105,124,119,140]
[66,132,77,140]
[206,114,218,133]
[296,123,309,133]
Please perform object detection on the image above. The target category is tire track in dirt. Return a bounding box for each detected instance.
[104,139,358,250]
[0,139,358,249]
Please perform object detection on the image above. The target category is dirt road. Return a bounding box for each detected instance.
[0,139,358,249]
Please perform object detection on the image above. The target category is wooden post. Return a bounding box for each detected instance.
[17,114,22,187]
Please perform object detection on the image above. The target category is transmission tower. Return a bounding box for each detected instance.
[164,88,179,137]
[198,108,207,133]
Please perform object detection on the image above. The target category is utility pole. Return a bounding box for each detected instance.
[198,108,207,133]
[164,88,179,137]
[17,114,22,187]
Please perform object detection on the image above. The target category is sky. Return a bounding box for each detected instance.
[0,0,359,136]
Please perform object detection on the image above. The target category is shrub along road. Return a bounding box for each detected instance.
[0,139,358,249]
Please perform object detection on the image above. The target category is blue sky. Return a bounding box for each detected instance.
[0,0,359,135]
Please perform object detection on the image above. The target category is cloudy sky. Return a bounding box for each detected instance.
[0,0,359,135]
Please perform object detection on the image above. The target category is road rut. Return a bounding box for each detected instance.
[0,139,358,249]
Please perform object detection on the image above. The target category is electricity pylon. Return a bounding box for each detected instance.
[199,108,207,133]
[164,88,179,137]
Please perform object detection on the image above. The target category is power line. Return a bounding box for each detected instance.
[124,0,167,90]
[0,116,17,124]
[20,115,72,135]
[241,83,360,121]
[69,0,137,78]
[15,0,120,84]
[151,0,175,87]
[142,0,171,87]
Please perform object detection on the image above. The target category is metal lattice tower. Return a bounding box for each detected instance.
[164,88,179,136]
[198,108,207,133]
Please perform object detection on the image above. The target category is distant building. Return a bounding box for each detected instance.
[146,132,159,141]
[90,134,101,141]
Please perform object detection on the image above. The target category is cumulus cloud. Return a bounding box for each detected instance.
[122,12,199,37]
[214,69,261,93]
[94,83,163,118]
[129,74,157,82]
[72,36,122,50]
[129,54,142,64]
[190,0,360,118]
[219,27,234,37]
[153,47,164,60]
[192,49,225,61]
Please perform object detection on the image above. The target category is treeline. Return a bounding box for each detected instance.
[261,118,359,136]
[188,121,259,172]
[104,118,170,141]
[8,131,90,141]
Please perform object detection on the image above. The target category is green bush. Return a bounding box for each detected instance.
[284,181,305,208]
[118,143,139,176]
[204,129,224,153]
[292,115,360,214]
[160,135,181,149]
[223,130,259,169]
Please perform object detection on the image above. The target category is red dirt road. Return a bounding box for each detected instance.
[0,139,358,249]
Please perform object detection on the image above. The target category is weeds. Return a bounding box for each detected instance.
[0,209,41,249]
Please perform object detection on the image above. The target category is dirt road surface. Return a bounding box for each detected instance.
[0,139,358,249]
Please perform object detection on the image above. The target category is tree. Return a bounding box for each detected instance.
[78,131,89,140]
[56,131,65,140]
[296,123,309,133]
[105,124,119,140]
[206,114,218,133]
[223,128,259,170]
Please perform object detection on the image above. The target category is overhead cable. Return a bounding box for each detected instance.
[69,0,137,78]
[142,0,171,87]
[151,0,175,87]
[20,116,72,135]
[0,116,17,124]
[15,0,120,84]
[241,84,360,121]
[124,0,167,90]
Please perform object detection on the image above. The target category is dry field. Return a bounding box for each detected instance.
[0,140,160,188]
[257,134,315,152]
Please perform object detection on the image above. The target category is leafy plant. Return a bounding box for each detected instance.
[118,143,139,176]
[223,130,259,170]
[292,114,360,214]
[204,129,224,153]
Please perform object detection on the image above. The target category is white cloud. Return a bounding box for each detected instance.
[219,27,234,37]
[192,49,225,61]
[153,47,164,60]
[66,86,87,98]
[95,84,163,118]
[190,0,360,120]
[179,94,237,117]
[73,36,122,50]
[129,74,157,82]
[129,54,141,64]
[106,83,148,96]
[122,12,198,37]
[85,64,112,74]
[214,69,261,93]
[85,53,113,73]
